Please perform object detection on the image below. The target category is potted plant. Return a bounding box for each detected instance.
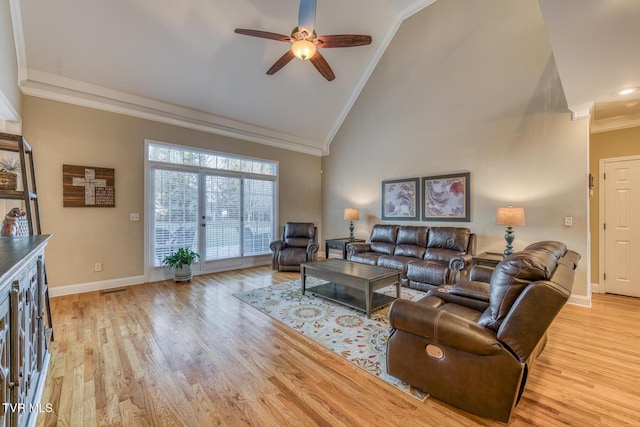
[0,158,21,191]
[162,247,200,282]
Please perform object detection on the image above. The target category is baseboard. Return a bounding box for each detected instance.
[590,282,602,294]
[48,275,145,297]
[568,293,592,307]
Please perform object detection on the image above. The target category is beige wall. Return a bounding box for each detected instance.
[589,126,640,284]
[23,96,322,288]
[322,0,590,299]
[0,0,21,124]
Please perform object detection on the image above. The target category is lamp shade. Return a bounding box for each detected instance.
[344,208,359,221]
[291,39,316,60]
[496,207,525,226]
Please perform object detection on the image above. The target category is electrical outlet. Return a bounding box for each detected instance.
[94,262,103,272]
[130,213,140,221]
[564,217,573,227]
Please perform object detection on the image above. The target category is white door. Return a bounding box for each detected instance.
[604,158,640,297]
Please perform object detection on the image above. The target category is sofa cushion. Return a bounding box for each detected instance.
[423,247,462,262]
[394,226,428,259]
[283,222,315,248]
[377,255,419,275]
[368,224,398,255]
[478,249,557,331]
[349,252,380,266]
[406,260,449,286]
[427,227,470,252]
[278,247,308,266]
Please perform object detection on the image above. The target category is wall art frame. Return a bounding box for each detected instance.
[422,172,470,222]
[381,177,420,220]
[63,164,115,207]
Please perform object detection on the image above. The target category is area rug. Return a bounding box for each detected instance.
[233,278,429,401]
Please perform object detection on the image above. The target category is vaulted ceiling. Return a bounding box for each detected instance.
[10,0,640,155]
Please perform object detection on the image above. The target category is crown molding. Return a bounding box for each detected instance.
[10,0,439,158]
[569,102,593,120]
[20,72,324,157]
[590,112,640,134]
[9,0,326,157]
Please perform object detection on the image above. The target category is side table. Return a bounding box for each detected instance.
[325,238,365,259]
[473,252,504,268]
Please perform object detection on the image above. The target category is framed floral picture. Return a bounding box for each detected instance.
[422,172,470,221]
[381,177,420,220]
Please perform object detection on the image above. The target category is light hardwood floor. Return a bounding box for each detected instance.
[37,266,640,426]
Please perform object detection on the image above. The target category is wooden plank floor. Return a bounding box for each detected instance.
[37,266,640,426]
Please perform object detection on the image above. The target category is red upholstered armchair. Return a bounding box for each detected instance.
[269,222,319,272]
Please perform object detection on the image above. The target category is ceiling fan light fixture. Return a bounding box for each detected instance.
[291,39,316,60]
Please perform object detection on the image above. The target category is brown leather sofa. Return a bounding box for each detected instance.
[386,241,580,422]
[269,222,319,272]
[346,224,476,288]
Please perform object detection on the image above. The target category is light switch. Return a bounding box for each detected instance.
[564,216,573,227]
[130,213,140,221]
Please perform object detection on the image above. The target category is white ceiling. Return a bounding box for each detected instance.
[10,0,640,155]
[539,0,640,132]
[12,0,436,155]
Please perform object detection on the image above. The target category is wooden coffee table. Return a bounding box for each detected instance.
[300,259,401,318]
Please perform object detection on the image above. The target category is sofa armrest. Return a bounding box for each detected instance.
[448,279,490,302]
[469,265,494,282]
[270,240,285,252]
[448,253,473,272]
[306,241,319,260]
[427,286,490,312]
[346,242,371,258]
[269,240,286,269]
[388,299,502,355]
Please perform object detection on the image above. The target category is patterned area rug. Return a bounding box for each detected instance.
[234,278,429,401]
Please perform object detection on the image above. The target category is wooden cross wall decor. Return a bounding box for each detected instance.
[63,164,115,207]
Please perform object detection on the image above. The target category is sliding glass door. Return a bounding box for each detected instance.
[201,174,243,269]
[146,141,277,281]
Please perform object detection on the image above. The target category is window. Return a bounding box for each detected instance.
[146,141,277,278]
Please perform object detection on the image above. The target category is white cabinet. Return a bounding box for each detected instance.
[0,235,51,427]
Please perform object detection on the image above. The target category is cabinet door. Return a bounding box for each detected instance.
[36,257,46,370]
[0,290,9,427]
[10,261,40,413]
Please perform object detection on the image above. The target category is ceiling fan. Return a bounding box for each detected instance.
[235,0,372,81]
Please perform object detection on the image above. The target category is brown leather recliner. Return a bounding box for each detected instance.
[269,222,319,272]
[386,241,580,422]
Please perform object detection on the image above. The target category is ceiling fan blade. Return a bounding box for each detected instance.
[298,0,316,36]
[235,29,291,42]
[309,50,335,81]
[316,34,372,48]
[267,50,296,75]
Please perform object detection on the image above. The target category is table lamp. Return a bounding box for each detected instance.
[344,208,359,242]
[496,206,525,257]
